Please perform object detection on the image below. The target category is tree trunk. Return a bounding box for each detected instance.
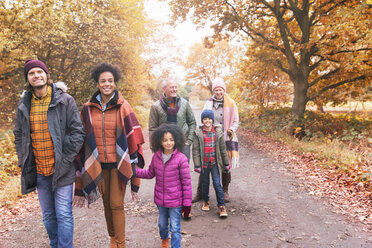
[292,81,308,120]
[316,103,325,113]
[259,92,264,108]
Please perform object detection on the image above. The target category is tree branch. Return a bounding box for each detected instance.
[308,57,324,72]
[308,68,341,88]
[223,1,284,54]
[310,0,345,23]
[328,47,371,56]
[308,75,366,101]
[274,59,291,76]
[271,0,298,71]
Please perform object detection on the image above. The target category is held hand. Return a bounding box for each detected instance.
[131,163,136,178]
[224,165,230,173]
[182,206,191,219]
[73,171,85,207]
[131,191,141,202]
[72,195,86,208]
[194,167,201,173]
[227,129,233,139]
[75,171,83,188]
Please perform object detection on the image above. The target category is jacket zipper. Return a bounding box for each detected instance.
[102,110,108,163]
[163,159,166,206]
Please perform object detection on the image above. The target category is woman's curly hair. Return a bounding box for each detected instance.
[150,124,185,153]
[91,62,121,83]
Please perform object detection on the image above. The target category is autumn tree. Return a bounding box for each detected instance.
[239,42,292,108]
[141,18,184,101]
[168,0,372,120]
[184,39,242,92]
[188,83,211,101]
[0,0,150,124]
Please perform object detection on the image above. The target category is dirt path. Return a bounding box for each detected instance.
[1,107,371,248]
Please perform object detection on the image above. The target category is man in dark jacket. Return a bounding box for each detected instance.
[149,78,196,161]
[13,59,85,248]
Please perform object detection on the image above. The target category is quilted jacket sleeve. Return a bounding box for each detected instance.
[136,157,156,179]
[179,155,192,206]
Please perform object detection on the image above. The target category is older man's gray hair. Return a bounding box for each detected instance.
[162,78,178,88]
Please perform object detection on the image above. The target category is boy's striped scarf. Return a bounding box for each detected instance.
[75,98,145,204]
[204,94,239,169]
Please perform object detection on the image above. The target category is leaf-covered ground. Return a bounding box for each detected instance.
[0,124,371,247]
[239,128,372,230]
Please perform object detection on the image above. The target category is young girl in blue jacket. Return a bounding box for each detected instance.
[133,123,192,248]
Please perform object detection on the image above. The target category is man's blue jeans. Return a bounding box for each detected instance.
[157,205,182,248]
[37,174,74,248]
[201,165,225,206]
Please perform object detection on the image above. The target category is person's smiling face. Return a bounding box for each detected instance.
[27,67,47,89]
[213,87,225,100]
[163,80,178,98]
[162,132,175,154]
[202,117,213,130]
[97,71,116,98]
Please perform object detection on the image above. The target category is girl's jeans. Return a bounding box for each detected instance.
[157,205,182,248]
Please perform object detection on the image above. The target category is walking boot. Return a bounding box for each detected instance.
[161,238,170,248]
[202,201,210,211]
[222,171,231,202]
[110,237,117,248]
[223,190,230,203]
[116,240,126,248]
[219,206,228,218]
[192,174,202,203]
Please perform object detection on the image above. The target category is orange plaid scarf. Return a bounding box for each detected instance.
[30,86,55,176]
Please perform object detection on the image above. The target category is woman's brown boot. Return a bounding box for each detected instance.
[110,237,117,248]
[222,171,231,202]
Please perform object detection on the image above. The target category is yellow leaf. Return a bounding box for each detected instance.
[294,127,302,134]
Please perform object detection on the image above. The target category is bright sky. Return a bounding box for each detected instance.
[144,0,213,81]
[144,1,211,56]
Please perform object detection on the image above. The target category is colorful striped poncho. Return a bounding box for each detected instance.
[204,94,239,169]
[74,91,145,204]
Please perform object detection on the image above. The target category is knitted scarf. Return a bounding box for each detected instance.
[75,93,145,204]
[204,94,239,169]
[160,95,181,124]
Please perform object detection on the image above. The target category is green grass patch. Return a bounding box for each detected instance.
[0,130,20,187]
[240,107,372,187]
[0,175,22,208]
[272,131,363,169]
[0,130,22,207]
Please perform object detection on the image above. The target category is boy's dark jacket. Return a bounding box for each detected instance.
[192,124,230,173]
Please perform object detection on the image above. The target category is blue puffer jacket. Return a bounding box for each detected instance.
[14,82,85,194]
[136,149,192,208]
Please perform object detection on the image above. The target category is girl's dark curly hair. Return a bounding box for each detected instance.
[91,62,121,83]
[150,124,185,153]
